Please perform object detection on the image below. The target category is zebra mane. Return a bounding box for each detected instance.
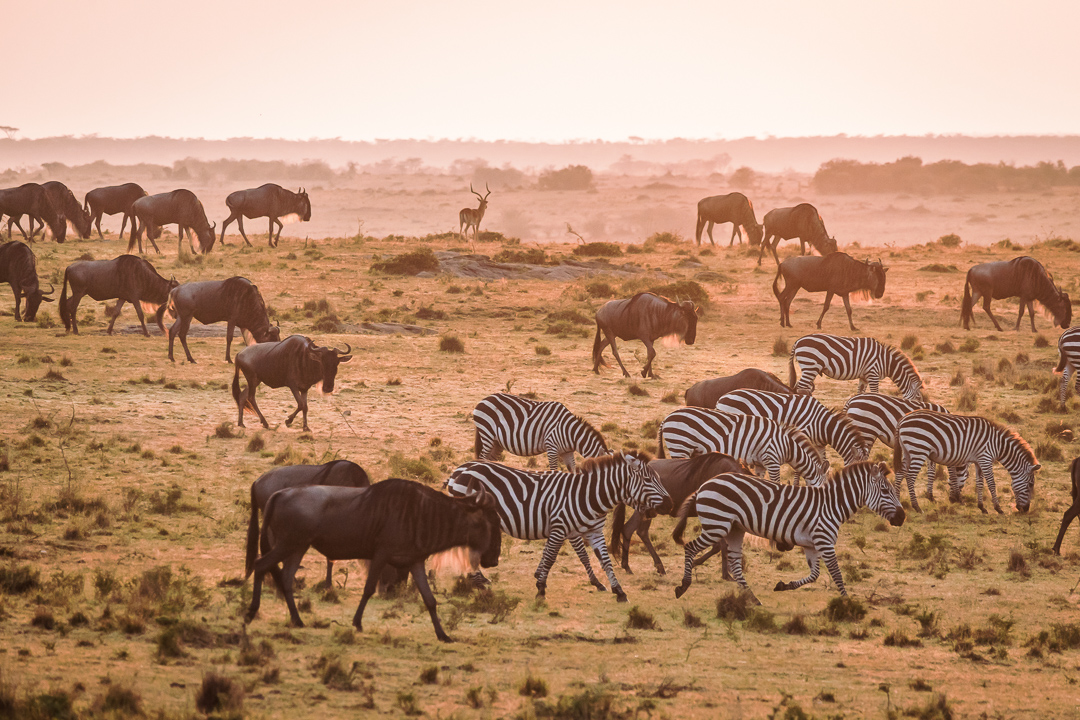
[992,418,1038,463]
[578,449,653,473]
[828,460,888,484]
[883,343,922,383]
[782,421,825,462]
[574,414,610,451]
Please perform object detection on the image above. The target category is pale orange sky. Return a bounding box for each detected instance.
[5,0,1080,142]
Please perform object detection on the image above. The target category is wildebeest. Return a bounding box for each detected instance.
[1052,457,1080,555]
[43,181,92,240]
[592,292,700,378]
[233,334,352,432]
[220,184,311,248]
[245,460,370,585]
[695,192,763,247]
[960,256,1072,332]
[59,255,178,336]
[0,183,67,243]
[683,369,792,408]
[757,203,838,266]
[84,183,147,242]
[167,277,280,363]
[130,189,217,255]
[0,241,54,321]
[773,253,888,331]
[458,183,490,243]
[245,477,501,642]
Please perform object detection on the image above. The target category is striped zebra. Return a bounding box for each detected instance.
[715,389,868,465]
[895,410,1040,514]
[789,333,924,402]
[657,407,828,486]
[1057,326,1080,405]
[445,451,670,602]
[671,462,904,602]
[472,393,610,471]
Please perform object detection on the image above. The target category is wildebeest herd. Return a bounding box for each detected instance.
[3,178,1080,649]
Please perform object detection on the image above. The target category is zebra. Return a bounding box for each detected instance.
[789,333,924,402]
[715,389,868,465]
[657,407,829,486]
[895,410,1040,514]
[1057,326,1080,405]
[671,462,905,603]
[445,451,670,602]
[472,392,610,471]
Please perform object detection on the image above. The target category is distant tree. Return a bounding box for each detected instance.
[728,166,757,189]
[538,165,594,191]
[0,126,17,139]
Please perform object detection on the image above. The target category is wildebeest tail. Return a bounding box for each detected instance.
[591,324,608,370]
[694,211,705,245]
[245,484,260,577]
[232,363,248,410]
[671,494,698,545]
[59,268,71,329]
[771,262,784,300]
[960,273,974,329]
[609,503,627,557]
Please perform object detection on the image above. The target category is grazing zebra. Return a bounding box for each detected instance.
[715,389,868,465]
[657,407,828,486]
[895,410,1039,514]
[472,393,610,471]
[1057,326,1080,405]
[672,462,904,602]
[445,451,670,602]
[789,333,924,402]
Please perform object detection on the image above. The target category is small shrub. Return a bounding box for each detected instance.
[414,305,448,320]
[956,384,978,411]
[824,596,867,622]
[715,590,752,621]
[36,312,59,329]
[538,164,594,191]
[901,334,918,351]
[1035,439,1063,462]
[245,434,265,453]
[949,370,965,387]
[494,247,549,264]
[883,631,922,648]
[214,422,241,439]
[959,338,980,353]
[92,683,142,716]
[1007,548,1031,577]
[935,340,956,354]
[1034,334,1050,348]
[0,564,41,595]
[938,233,962,247]
[43,368,66,382]
[585,281,615,298]
[683,610,704,628]
[419,666,439,684]
[388,453,439,483]
[626,606,659,630]
[195,672,244,717]
[648,280,709,306]
[772,337,789,357]
[661,391,679,404]
[439,335,465,353]
[535,344,551,356]
[519,673,548,698]
[370,247,440,275]
[572,242,622,258]
[628,384,649,397]
[782,614,809,635]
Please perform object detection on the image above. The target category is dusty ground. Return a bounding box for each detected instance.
[2,178,1080,719]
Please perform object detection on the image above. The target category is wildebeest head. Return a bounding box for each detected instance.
[309,342,352,393]
[296,188,312,222]
[676,300,700,345]
[823,235,838,255]
[1057,291,1072,328]
[747,222,764,247]
[22,282,55,322]
[196,222,218,254]
[265,321,282,343]
[461,478,502,569]
[867,258,888,299]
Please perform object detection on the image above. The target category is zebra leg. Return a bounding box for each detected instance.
[1062,364,1072,406]
[766,461,782,486]
[775,546,822,593]
[723,530,760,604]
[979,460,1003,514]
[926,462,936,502]
[545,445,561,471]
[560,451,576,472]
[693,542,732,581]
[901,451,926,512]
[584,529,627,602]
[820,546,847,596]
[534,530,568,600]
[947,464,968,503]
[675,532,718,599]
[569,534,606,591]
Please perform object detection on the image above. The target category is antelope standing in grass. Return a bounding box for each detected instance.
[458,183,490,244]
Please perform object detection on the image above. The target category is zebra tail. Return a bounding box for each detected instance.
[474,426,483,459]
[671,495,697,545]
[1056,350,1067,373]
[960,276,974,329]
[244,485,260,578]
[657,433,666,459]
[609,503,626,557]
[892,438,904,477]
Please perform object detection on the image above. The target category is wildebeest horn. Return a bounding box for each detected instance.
[44,282,55,295]
[335,343,352,355]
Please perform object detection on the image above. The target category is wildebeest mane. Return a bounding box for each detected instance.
[578,449,653,474]
[221,276,274,338]
[1017,256,1071,322]
[1,242,39,294]
[114,255,174,304]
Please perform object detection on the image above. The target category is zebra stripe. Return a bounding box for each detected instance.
[789,333,924,402]
[472,393,609,471]
[673,462,904,602]
[445,451,669,602]
[895,410,1040,514]
[658,407,828,486]
[715,389,868,464]
[1058,326,1080,404]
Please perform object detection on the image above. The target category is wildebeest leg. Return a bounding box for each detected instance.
[237,216,252,247]
[130,300,151,337]
[409,561,453,642]
[271,217,285,247]
[799,238,808,256]
[1053,502,1080,555]
[107,300,127,335]
[225,321,236,363]
[352,556,388,633]
[242,373,272,429]
[278,548,308,626]
[729,223,741,246]
[11,286,22,321]
[569,535,606,590]
[173,315,197,363]
[635,516,667,575]
[1020,299,1037,331]
[756,233,774,266]
[641,338,658,378]
[815,291,835,330]
[978,293,1004,331]
[219,211,238,247]
[93,212,104,240]
[285,387,309,430]
[604,331,632,378]
[147,224,161,254]
[840,293,858,331]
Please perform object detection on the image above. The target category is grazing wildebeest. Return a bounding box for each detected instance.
[757,203,837,266]
[0,183,67,243]
[167,277,280,363]
[43,181,92,240]
[694,192,763,247]
[1052,457,1080,555]
[84,183,147,242]
[683,369,792,408]
[0,241,54,321]
[59,255,178,336]
[130,189,217,255]
[220,184,311,248]
[773,253,888,331]
[592,292,700,378]
[245,460,370,585]
[458,183,490,243]
[233,334,352,432]
[960,256,1071,332]
[245,477,501,641]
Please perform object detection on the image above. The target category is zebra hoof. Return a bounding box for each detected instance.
[774,581,791,592]
[994,505,1004,515]
[615,591,628,603]
[910,502,922,513]
[978,504,988,515]
[591,580,607,591]
[674,584,688,599]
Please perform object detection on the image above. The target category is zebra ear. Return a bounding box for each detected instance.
[877,461,891,475]
[1033,464,1042,472]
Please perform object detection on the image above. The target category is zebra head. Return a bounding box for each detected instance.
[859,462,906,526]
[791,431,828,487]
[620,452,672,515]
[1008,458,1039,513]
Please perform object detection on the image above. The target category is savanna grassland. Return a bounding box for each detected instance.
[2,177,1080,720]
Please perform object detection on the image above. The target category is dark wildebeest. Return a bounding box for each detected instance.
[167,277,280,363]
[694,192,763,247]
[0,183,67,243]
[245,460,370,585]
[43,181,92,240]
[458,183,490,244]
[59,255,178,336]
[683,369,792,408]
[592,292,700,379]
[0,241,54,321]
[232,334,352,432]
[773,253,888,331]
[220,184,311,248]
[757,203,838,266]
[960,256,1072,332]
[84,183,147,242]
[1052,457,1080,555]
[245,477,501,641]
[130,189,217,255]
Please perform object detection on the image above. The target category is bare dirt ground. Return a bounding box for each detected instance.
[2,176,1080,719]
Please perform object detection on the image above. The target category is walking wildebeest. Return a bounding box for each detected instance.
[245,477,501,642]
[960,256,1071,332]
[245,460,370,585]
[773,253,888,331]
[84,183,147,242]
[167,277,280,363]
[130,189,217,255]
[0,241,54,321]
[1052,457,1080,555]
[683,369,792,408]
[592,292,700,378]
[232,334,352,432]
[220,184,311,248]
[458,183,490,244]
[59,255,178,336]
[694,192,763,247]
[758,203,837,266]
[43,181,92,240]
[0,183,67,243]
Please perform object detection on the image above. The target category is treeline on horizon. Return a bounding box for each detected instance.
[813,156,1080,194]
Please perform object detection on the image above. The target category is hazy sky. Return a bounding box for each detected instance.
[6,0,1080,142]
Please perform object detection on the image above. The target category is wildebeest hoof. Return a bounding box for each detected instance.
[437,633,454,643]
[655,567,667,576]
[622,372,631,378]
[284,418,294,427]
